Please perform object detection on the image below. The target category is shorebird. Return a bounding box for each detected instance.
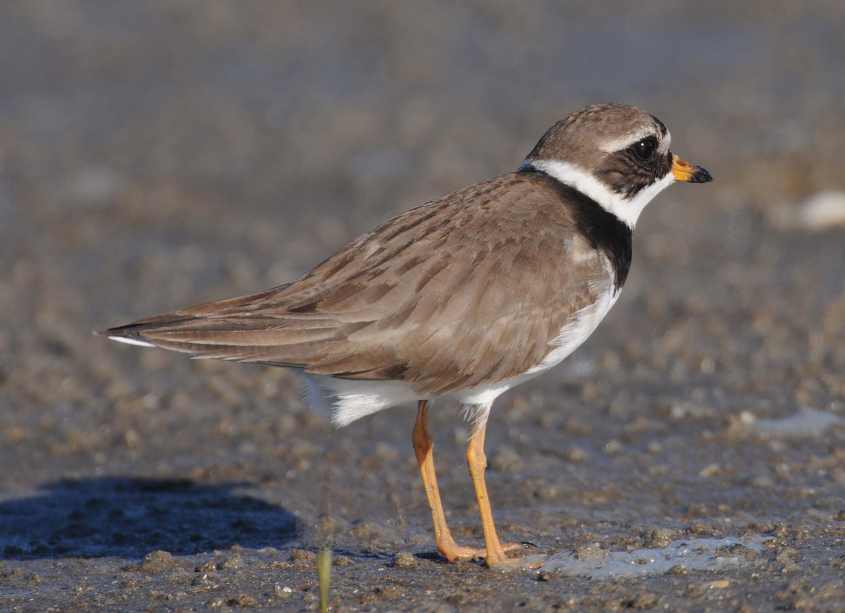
[104,103,711,568]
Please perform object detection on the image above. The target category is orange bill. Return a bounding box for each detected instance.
[672,154,712,183]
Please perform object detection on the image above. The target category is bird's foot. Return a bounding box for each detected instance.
[439,541,527,562]
[438,540,523,562]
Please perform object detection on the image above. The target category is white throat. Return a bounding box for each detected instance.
[524,159,674,228]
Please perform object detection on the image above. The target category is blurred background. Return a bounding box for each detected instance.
[1,2,844,610]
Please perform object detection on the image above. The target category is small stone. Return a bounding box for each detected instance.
[289,548,314,561]
[274,584,293,598]
[642,527,676,548]
[196,559,217,573]
[289,548,316,566]
[227,594,258,607]
[333,555,353,567]
[393,552,417,568]
[564,446,587,463]
[699,464,721,478]
[140,550,176,573]
[687,522,711,535]
[220,553,242,570]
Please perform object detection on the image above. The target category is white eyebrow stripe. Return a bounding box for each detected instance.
[599,128,672,154]
[599,128,655,153]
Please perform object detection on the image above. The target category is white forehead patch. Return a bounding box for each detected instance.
[523,159,675,228]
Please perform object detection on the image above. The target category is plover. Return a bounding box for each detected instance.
[104,103,711,568]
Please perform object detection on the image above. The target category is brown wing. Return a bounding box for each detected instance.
[104,172,612,394]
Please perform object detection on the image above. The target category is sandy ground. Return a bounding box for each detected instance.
[1,2,844,611]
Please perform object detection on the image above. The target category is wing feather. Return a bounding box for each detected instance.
[103,172,612,394]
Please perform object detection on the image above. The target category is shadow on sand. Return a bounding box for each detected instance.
[0,477,299,560]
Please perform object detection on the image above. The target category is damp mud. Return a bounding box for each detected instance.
[541,537,769,579]
[2,2,845,611]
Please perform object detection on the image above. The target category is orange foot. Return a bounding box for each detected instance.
[439,540,524,562]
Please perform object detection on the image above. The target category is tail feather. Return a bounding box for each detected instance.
[99,307,350,370]
[99,315,200,349]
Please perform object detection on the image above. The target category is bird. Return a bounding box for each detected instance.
[103,103,712,568]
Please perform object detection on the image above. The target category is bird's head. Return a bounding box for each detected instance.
[523,103,712,227]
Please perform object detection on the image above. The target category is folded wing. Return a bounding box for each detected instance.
[104,173,610,394]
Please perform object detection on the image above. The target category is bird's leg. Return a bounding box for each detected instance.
[412,400,485,561]
[464,403,536,568]
[464,404,510,566]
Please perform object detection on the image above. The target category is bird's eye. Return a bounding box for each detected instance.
[631,137,658,161]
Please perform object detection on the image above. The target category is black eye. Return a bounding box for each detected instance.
[631,136,658,162]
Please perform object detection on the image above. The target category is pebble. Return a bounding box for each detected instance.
[698,463,721,478]
[393,551,417,568]
[139,550,176,573]
[289,548,316,563]
[642,527,677,548]
[227,594,258,607]
[220,553,242,570]
[563,446,587,463]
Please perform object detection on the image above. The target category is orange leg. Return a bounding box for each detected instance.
[412,400,487,561]
[465,410,509,566]
[465,404,541,569]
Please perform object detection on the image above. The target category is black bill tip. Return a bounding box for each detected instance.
[690,166,713,183]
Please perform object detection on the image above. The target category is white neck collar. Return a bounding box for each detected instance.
[523,159,674,228]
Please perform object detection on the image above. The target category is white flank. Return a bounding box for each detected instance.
[525,159,674,228]
[305,374,425,427]
[108,335,155,348]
